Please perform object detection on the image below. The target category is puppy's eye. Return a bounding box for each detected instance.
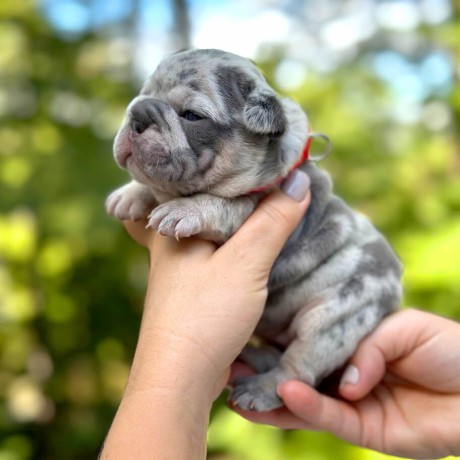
[182,110,204,121]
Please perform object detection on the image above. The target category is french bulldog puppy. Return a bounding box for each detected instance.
[106,49,403,412]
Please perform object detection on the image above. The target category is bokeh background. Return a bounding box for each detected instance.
[0,0,459,459]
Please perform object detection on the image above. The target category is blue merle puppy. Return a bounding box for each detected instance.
[106,49,403,412]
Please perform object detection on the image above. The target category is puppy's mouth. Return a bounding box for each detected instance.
[125,148,175,184]
[119,151,131,168]
[114,124,171,171]
[113,125,132,168]
[114,125,200,186]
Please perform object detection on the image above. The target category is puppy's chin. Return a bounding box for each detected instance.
[127,146,203,187]
[114,130,176,185]
[124,153,168,185]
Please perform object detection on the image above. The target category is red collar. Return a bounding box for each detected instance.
[246,134,312,195]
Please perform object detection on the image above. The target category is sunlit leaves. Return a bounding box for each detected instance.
[0,0,459,459]
[0,211,36,262]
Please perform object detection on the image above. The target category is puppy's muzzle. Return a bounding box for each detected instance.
[129,98,170,134]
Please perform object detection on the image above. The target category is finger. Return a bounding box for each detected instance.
[230,404,314,430]
[123,219,152,247]
[122,217,214,258]
[339,309,434,401]
[150,235,217,263]
[278,381,363,445]
[219,170,311,271]
[228,363,316,430]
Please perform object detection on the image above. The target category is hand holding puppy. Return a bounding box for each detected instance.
[234,308,460,459]
[123,171,311,400]
[101,172,311,459]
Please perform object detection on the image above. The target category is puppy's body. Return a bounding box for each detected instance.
[107,49,402,412]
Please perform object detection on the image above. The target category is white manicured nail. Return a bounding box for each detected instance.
[340,365,359,387]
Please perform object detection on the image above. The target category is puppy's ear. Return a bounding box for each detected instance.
[243,89,286,137]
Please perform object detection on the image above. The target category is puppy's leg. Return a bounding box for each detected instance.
[239,344,282,374]
[147,193,259,243]
[230,274,401,412]
[230,302,384,412]
[106,180,158,221]
[281,300,387,385]
[230,366,288,411]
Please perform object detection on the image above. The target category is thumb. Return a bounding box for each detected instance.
[338,309,430,401]
[339,309,456,401]
[220,169,311,272]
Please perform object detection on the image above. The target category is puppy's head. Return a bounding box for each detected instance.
[114,49,308,197]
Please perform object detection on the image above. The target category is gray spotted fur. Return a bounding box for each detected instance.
[106,49,403,412]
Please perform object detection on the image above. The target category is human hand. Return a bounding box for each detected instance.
[123,170,311,404]
[233,308,460,458]
[101,171,310,459]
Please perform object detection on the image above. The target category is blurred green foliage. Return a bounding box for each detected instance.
[0,1,459,459]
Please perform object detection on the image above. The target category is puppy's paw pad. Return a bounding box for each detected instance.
[229,374,284,412]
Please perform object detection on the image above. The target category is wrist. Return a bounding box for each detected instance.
[126,318,222,407]
[102,362,211,460]
[101,314,217,460]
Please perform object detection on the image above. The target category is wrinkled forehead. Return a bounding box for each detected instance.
[140,50,264,104]
[137,50,267,122]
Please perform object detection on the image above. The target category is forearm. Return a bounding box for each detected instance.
[100,387,210,460]
[100,299,216,459]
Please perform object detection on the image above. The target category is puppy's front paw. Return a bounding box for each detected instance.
[229,371,284,412]
[147,199,203,239]
[106,182,156,221]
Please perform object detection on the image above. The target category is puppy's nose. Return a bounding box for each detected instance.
[129,98,163,134]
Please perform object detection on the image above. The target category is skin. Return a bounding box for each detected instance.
[233,309,460,459]
[100,176,311,459]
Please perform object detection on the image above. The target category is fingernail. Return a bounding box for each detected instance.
[281,170,310,202]
[340,364,359,387]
